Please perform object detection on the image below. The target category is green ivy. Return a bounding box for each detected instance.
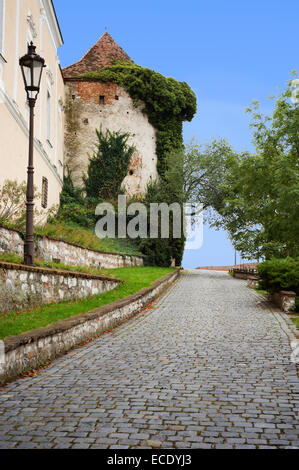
[79,62,197,176]
[83,128,135,200]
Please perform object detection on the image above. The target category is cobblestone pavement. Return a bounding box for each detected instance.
[0,270,298,449]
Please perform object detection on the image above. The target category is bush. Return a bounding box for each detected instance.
[139,238,172,267]
[83,129,135,200]
[257,257,299,294]
[52,171,97,229]
[0,179,56,230]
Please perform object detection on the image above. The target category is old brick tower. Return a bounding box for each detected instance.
[63,33,158,195]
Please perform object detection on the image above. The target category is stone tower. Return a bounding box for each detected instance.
[63,33,158,196]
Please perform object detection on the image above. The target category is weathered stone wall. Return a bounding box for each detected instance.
[0,269,179,385]
[36,235,143,269]
[0,261,121,314]
[0,226,24,257]
[0,225,144,269]
[271,291,296,313]
[64,79,158,195]
[247,275,260,289]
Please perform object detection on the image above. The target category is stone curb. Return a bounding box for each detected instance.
[0,268,180,385]
[253,291,299,339]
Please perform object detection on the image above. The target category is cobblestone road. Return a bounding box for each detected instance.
[0,270,298,449]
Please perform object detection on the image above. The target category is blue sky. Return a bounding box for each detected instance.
[53,0,298,268]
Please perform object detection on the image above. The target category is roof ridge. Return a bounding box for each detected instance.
[76,32,109,64]
[63,32,133,78]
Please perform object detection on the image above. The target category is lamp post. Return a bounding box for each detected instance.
[19,42,45,266]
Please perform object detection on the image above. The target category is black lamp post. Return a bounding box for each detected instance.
[19,42,45,266]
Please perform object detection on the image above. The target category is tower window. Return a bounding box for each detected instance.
[41,177,48,209]
[99,95,105,105]
[115,95,119,100]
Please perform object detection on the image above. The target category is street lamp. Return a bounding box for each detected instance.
[19,42,45,266]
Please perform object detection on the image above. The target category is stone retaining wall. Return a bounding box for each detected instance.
[0,261,121,313]
[0,269,180,385]
[0,224,144,269]
[247,275,260,289]
[271,291,296,313]
[233,271,251,280]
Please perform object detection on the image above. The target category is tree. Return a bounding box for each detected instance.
[183,75,299,260]
[165,75,299,260]
[218,76,299,259]
[83,129,136,200]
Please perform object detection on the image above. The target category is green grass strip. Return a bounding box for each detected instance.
[291,317,299,330]
[0,267,173,339]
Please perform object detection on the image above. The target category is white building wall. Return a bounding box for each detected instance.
[0,0,64,211]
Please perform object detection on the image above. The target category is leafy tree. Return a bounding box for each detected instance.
[83,129,136,200]
[217,76,299,259]
[139,157,186,267]
[172,76,299,260]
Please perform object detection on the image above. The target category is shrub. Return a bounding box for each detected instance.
[83,128,135,200]
[52,170,96,229]
[257,257,299,294]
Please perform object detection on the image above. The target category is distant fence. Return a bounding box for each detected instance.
[230,268,259,284]
[230,267,258,276]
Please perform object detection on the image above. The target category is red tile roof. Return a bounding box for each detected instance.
[63,32,133,79]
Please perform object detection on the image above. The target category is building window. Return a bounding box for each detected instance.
[46,90,51,143]
[99,95,105,105]
[115,95,119,100]
[41,177,48,208]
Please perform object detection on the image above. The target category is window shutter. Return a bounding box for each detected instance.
[42,177,48,209]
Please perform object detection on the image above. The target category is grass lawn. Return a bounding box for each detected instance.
[255,288,268,296]
[0,266,174,339]
[291,317,299,330]
[36,222,143,256]
[291,297,299,329]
